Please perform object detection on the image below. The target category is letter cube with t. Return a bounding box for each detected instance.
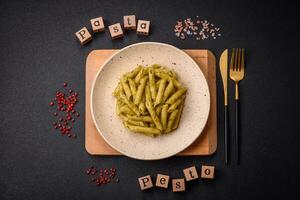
[183,166,199,181]
[137,20,150,35]
[90,17,105,33]
[124,15,136,30]
[75,27,92,45]
[155,174,170,189]
[138,175,153,190]
[108,23,124,39]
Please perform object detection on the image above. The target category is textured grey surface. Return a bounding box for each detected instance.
[0,0,299,199]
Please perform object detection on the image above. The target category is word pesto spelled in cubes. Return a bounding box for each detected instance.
[113,65,187,137]
[138,165,215,192]
[75,15,151,44]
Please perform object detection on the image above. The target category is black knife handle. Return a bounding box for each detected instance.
[235,99,239,165]
[224,105,229,165]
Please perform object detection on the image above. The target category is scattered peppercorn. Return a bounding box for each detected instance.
[85,166,120,186]
[49,82,79,138]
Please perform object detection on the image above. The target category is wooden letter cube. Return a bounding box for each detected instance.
[75,27,92,45]
[108,23,124,39]
[138,175,153,190]
[155,174,170,189]
[90,17,105,33]
[183,166,199,181]
[137,20,150,35]
[124,15,136,30]
[201,165,215,179]
[172,179,185,192]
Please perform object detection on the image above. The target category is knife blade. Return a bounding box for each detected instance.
[219,49,229,164]
[220,49,228,106]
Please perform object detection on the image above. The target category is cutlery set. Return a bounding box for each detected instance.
[219,48,245,165]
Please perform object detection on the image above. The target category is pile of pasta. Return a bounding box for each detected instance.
[113,65,187,137]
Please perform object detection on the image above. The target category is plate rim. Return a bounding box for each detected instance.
[90,42,211,160]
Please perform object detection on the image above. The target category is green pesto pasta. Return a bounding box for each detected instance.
[128,78,137,101]
[154,79,166,106]
[148,67,156,101]
[161,104,168,130]
[172,96,186,130]
[168,95,185,113]
[165,88,187,105]
[138,95,147,115]
[162,81,174,103]
[134,67,144,84]
[121,77,132,100]
[134,76,148,105]
[124,122,161,135]
[165,109,179,133]
[113,65,187,137]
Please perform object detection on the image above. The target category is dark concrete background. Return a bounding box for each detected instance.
[0,0,299,199]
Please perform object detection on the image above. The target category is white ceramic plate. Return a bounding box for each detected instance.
[91,42,210,160]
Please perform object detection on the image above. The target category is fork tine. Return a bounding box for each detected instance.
[241,48,244,71]
[237,48,242,71]
[230,48,235,71]
[234,48,239,71]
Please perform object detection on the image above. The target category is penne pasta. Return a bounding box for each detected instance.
[155,105,162,116]
[127,115,153,122]
[124,65,142,78]
[139,95,146,115]
[161,104,168,130]
[134,76,148,105]
[113,82,121,97]
[162,81,174,103]
[121,77,132,100]
[154,79,166,106]
[167,95,185,113]
[128,78,137,101]
[165,109,179,133]
[119,87,140,116]
[166,88,187,105]
[119,105,135,115]
[124,123,161,135]
[154,71,181,87]
[134,67,144,84]
[173,96,186,130]
[148,67,157,101]
[113,65,187,136]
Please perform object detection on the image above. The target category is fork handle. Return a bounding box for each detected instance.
[224,105,229,165]
[235,99,240,165]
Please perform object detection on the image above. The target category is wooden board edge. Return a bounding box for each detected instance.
[206,50,217,155]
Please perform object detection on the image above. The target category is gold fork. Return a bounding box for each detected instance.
[230,48,245,165]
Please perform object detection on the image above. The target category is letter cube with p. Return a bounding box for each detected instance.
[138,175,153,190]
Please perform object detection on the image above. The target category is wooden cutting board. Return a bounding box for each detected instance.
[85,49,217,156]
